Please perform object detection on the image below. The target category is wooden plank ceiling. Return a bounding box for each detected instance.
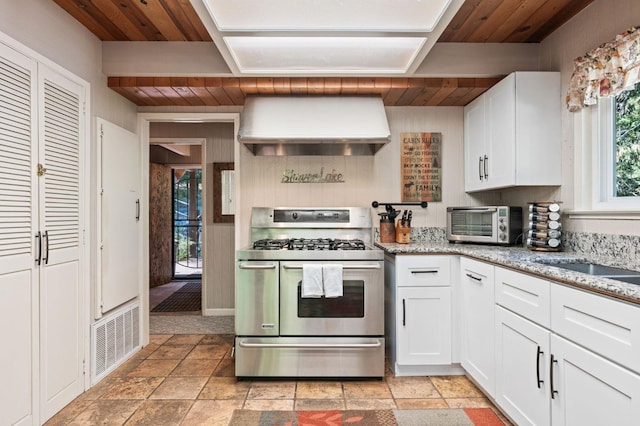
[53,0,595,107]
[107,76,504,107]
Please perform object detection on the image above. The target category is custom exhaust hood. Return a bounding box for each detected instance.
[238,96,391,156]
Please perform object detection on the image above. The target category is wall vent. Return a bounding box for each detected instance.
[91,301,141,385]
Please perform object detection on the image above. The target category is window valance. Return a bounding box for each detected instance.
[566,25,640,112]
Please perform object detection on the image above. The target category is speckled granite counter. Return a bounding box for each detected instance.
[376,242,640,305]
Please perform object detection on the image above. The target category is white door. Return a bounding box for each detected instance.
[486,73,515,189]
[0,42,38,426]
[460,257,495,396]
[551,335,640,426]
[397,286,451,365]
[463,95,486,192]
[99,118,140,314]
[495,306,551,426]
[38,64,85,422]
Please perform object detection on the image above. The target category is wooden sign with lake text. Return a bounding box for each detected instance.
[401,132,442,202]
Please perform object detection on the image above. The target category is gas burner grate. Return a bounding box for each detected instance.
[253,239,290,250]
[332,239,366,250]
[253,238,366,251]
[289,238,333,250]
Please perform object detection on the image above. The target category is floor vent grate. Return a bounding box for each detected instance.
[91,301,140,384]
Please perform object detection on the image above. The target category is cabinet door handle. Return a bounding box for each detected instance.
[484,154,488,179]
[35,231,42,265]
[411,270,438,274]
[479,156,483,180]
[550,354,558,399]
[465,273,482,282]
[402,299,406,326]
[43,230,50,265]
[536,346,544,389]
[135,199,140,221]
[239,263,277,270]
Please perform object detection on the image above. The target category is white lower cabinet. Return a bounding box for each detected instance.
[496,306,551,426]
[397,286,451,365]
[385,254,461,376]
[550,334,640,426]
[496,310,640,426]
[460,257,495,396]
[492,265,640,426]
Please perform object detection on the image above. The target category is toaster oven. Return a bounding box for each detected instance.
[446,206,523,245]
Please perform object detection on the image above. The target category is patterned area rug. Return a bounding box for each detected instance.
[229,408,504,426]
[151,282,201,312]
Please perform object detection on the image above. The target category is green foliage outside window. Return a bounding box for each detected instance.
[614,83,640,197]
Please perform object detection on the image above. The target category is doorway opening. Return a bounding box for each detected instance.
[148,137,204,315]
[139,113,240,342]
[173,168,203,279]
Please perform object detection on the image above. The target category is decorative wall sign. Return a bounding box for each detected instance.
[401,132,442,202]
[282,167,345,183]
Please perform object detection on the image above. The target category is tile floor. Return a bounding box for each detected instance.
[46,333,512,425]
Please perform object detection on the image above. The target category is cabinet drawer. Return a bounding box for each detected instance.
[495,267,550,328]
[396,255,451,287]
[551,284,640,374]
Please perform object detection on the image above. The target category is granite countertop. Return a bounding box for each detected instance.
[375,241,640,305]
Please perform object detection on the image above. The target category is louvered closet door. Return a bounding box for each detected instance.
[37,64,85,422]
[0,43,38,426]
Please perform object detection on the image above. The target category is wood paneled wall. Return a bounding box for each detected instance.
[149,163,173,287]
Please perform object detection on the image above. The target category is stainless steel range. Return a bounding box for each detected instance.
[235,207,385,378]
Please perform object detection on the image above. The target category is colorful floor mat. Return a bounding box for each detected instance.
[228,408,505,426]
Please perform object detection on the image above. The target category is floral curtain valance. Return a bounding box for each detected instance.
[566,25,640,112]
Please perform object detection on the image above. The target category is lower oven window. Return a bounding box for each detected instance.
[296,280,364,318]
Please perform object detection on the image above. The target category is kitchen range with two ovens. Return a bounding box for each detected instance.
[235,207,384,378]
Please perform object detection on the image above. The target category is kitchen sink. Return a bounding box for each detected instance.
[613,275,640,285]
[537,261,640,285]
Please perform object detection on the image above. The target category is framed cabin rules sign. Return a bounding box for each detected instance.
[400,132,442,202]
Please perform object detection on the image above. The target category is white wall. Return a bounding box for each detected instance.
[534,0,640,235]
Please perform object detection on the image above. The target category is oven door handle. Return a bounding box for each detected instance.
[238,340,383,349]
[239,263,278,270]
[282,264,381,270]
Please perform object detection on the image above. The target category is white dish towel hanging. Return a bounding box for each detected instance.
[323,264,343,298]
[302,264,323,298]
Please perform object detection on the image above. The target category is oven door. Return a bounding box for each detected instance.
[279,261,384,336]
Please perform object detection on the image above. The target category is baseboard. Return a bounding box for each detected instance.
[392,363,466,377]
[203,308,235,316]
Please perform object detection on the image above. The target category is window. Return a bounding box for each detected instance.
[613,83,640,198]
[589,82,640,212]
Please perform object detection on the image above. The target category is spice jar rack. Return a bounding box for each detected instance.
[526,202,562,251]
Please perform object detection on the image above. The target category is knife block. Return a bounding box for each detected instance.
[380,221,396,243]
[395,222,411,244]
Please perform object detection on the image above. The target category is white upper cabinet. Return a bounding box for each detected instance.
[464,72,561,192]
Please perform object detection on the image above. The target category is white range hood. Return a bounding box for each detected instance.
[238,96,391,156]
